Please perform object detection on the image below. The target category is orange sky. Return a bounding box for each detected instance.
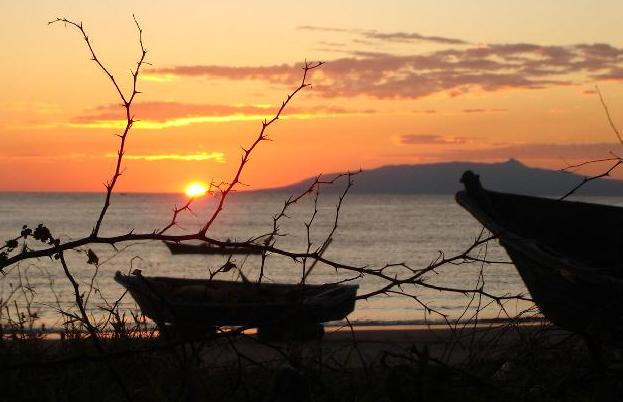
[3,1,623,192]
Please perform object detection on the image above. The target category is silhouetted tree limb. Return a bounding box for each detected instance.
[560,158,623,200]
[58,251,132,401]
[597,86,623,147]
[49,16,148,236]
[198,60,324,236]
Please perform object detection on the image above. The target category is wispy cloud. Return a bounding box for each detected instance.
[140,73,179,82]
[412,109,439,114]
[412,108,507,114]
[462,108,507,113]
[298,26,468,45]
[71,101,373,129]
[0,153,96,162]
[0,101,62,114]
[317,40,348,48]
[105,152,226,163]
[75,102,278,122]
[144,40,623,99]
[427,142,622,161]
[298,25,359,34]
[400,134,472,145]
[0,152,227,163]
[363,31,467,45]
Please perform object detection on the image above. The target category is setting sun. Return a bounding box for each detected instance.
[184,182,208,198]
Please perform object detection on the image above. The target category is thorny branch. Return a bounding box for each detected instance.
[0,222,523,308]
[58,252,132,401]
[560,158,623,200]
[48,16,148,237]
[597,86,623,147]
[559,88,623,199]
[198,60,324,236]
[251,171,356,283]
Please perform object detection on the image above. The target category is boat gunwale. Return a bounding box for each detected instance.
[114,271,359,309]
[456,189,623,280]
[163,240,264,255]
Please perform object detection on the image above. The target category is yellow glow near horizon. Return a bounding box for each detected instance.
[67,113,341,130]
[184,182,208,198]
[106,152,226,163]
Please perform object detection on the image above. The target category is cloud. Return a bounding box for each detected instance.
[106,152,225,163]
[317,41,348,48]
[298,25,468,45]
[0,153,96,162]
[582,88,598,95]
[0,152,227,163]
[143,65,296,82]
[363,31,467,45]
[76,102,282,123]
[72,101,373,129]
[1,101,62,114]
[400,135,472,145]
[413,108,508,114]
[140,73,178,82]
[428,142,622,161]
[298,25,359,34]
[144,40,623,99]
[462,108,507,113]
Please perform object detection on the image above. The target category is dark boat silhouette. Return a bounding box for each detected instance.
[114,271,358,339]
[163,240,263,255]
[456,170,623,355]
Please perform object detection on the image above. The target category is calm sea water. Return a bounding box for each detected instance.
[2,191,620,328]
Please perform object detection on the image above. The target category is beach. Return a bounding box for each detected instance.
[2,320,559,367]
[6,320,598,402]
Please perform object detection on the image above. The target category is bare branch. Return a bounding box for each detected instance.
[559,159,623,200]
[596,86,623,147]
[50,17,148,236]
[199,61,324,235]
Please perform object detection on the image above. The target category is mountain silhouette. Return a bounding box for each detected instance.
[263,159,623,196]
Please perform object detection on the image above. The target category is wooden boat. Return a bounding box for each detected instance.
[456,170,623,350]
[114,271,358,339]
[163,240,263,255]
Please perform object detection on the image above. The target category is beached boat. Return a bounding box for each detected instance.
[114,271,358,339]
[456,170,623,349]
[163,240,263,255]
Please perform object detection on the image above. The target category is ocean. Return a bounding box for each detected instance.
[2,191,617,329]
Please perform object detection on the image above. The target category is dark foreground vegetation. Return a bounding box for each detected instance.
[2,323,623,402]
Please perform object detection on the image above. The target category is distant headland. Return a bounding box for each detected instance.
[260,159,623,196]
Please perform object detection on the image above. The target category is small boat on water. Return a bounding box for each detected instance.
[114,271,358,339]
[163,240,263,255]
[456,170,623,352]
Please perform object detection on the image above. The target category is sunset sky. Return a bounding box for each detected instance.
[3,1,623,192]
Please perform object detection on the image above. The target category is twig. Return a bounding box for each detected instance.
[596,86,623,146]
[199,61,324,236]
[559,159,623,200]
[49,16,148,236]
[58,252,132,401]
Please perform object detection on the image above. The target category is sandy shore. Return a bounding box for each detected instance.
[3,321,596,402]
[189,321,569,368]
[3,320,572,370]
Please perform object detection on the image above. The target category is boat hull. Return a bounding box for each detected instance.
[456,171,623,343]
[501,239,623,336]
[163,241,263,255]
[114,272,358,328]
